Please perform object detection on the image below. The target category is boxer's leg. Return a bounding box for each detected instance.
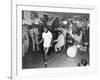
[44,47,49,68]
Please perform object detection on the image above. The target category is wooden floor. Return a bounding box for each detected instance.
[22,49,89,69]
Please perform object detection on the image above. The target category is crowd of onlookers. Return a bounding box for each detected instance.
[22,14,89,58]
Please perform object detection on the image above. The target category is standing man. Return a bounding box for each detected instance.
[38,27,52,68]
[22,25,29,57]
[29,26,35,51]
[34,27,39,51]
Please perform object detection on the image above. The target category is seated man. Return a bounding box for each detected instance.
[76,31,82,43]
[54,31,65,52]
[72,30,82,44]
[72,30,82,50]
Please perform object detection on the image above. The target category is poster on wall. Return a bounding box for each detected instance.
[11,0,97,80]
